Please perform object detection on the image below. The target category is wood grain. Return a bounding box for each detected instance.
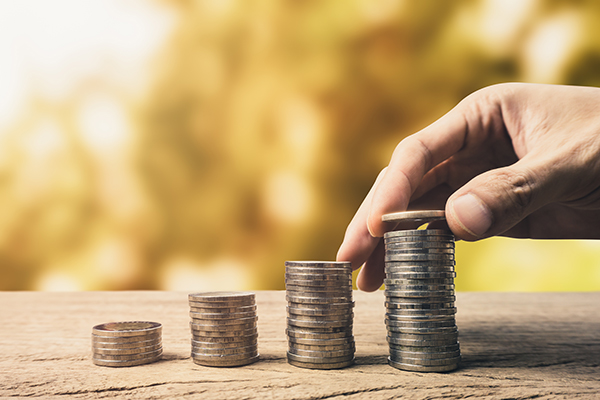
[1,291,599,399]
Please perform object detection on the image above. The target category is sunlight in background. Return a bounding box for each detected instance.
[1,0,600,291]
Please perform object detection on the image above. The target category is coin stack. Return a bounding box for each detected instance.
[188,292,259,367]
[92,321,163,367]
[285,261,355,370]
[382,210,460,372]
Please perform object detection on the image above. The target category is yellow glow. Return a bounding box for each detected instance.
[263,171,313,224]
[36,271,81,291]
[160,257,254,291]
[522,11,583,83]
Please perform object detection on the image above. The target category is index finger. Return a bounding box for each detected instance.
[366,102,472,237]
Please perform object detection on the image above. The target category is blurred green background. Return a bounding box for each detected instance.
[1,0,600,292]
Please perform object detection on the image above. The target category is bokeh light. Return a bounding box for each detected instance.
[1,0,600,292]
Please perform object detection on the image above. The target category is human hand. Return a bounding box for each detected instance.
[337,83,600,291]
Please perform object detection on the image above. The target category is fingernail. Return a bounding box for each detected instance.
[450,193,493,237]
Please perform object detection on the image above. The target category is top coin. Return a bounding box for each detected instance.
[285,261,352,269]
[382,210,445,224]
[92,321,162,337]
[188,292,255,303]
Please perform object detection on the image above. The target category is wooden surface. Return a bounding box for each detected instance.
[1,291,599,399]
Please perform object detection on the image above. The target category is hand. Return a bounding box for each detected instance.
[337,83,600,291]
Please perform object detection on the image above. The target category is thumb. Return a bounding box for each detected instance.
[446,163,547,240]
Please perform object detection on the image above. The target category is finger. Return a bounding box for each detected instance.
[356,238,386,292]
[366,98,480,237]
[337,168,388,271]
[446,157,560,240]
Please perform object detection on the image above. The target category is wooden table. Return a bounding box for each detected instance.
[1,291,599,399]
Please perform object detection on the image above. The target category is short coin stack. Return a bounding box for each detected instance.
[382,210,460,372]
[285,261,355,370]
[188,291,259,367]
[92,321,163,367]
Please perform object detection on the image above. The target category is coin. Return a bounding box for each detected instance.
[190,332,259,343]
[92,353,163,367]
[286,311,353,320]
[286,328,353,340]
[385,241,454,249]
[386,272,457,279]
[387,336,459,347]
[385,254,455,262]
[189,315,258,326]
[384,302,454,310]
[388,357,458,372]
[93,343,162,355]
[389,349,461,360]
[192,343,258,355]
[285,295,353,304]
[287,306,353,317]
[285,261,351,268]
[285,273,352,281]
[189,311,257,320]
[190,326,258,337]
[189,291,255,303]
[192,354,260,367]
[384,229,452,237]
[192,337,257,349]
[285,279,352,287]
[285,287,352,296]
[384,278,455,285]
[383,319,456,328]
[384,290,455,298]
[287,301,354,310]
[92,348,163,361]
[92,321,162,337]
[385,266,455,274]
[382,210,446,223]
[286,352,354,364]
[287,357,354,370]
[191,349,258,361]
[189,305,257,314]
[389,343,460,353]
[385,248,455,255]
[288,347,355,358]
[190,322,256,333]
[287,318,353,329]
[288,342,355,352]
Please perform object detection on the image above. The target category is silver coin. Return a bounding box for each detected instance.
[384,302,454,310]
[285,261,351,268]
[189,304,256,314]
[385,309,457,318]
[384,278,454,285]
[92,339,161,350]
[286,328,353,340]
[387,336,458,346]
[285,273,352,281]
[188,310,257,320]
[190,326,258,337]
[287,306,354,317]
[190,322,256,333]
[188,291,255,303]
[386,331,458,341]
[385,324,458,335]
[189,315,257,325]
[384,237,454,245]
[286,295,353,304]
[385,267,455,275]
[286,311,353,321]
[386,272,457,280]
[192,354,260,367]
[287,301,355,310]
[192,343,258,355]
[188,300,254,309]
[289,342,355,352]
[285,291,353,300]
[285,285,352,297]
[287,357,354,370]
[93,343,162,355]
[288,339,355,350]
[384,241,454,249]
[385,290,455,298]
[191,349,258,361]
[287,318,353,329]
[384,228,452,237]
[385,248,455,255]
[93,353,162,367]
[382,210,446,223]
[285,279,352,287]
[385,253,455,262]
[288,347,355,358]
[93,348,162,361]
[389,355,461,366]
[92,335,161,346]
[389,343,460,353]
[383,319,455,328]
[388,357,458,372]
[384,284,454,291]
[192,337,257,349]
[385,296,456,305]
[286,351,354,364]
[389,349,461,360]
[92,321,162,338]
[191,332,259,342]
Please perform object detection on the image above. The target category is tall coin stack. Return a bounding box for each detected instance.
[382,210,460,372]
[92,321,163,367]
[285,261,355,370]
[188,292,259,367]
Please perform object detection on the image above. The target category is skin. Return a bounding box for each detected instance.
[336,83,600,292]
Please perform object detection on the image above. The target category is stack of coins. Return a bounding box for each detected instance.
[285,261,355,370]
[382,210,460,372]
[92,321,163,367]
[188,292,259,367]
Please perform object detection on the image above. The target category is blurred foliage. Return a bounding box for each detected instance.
[1,0,600,291]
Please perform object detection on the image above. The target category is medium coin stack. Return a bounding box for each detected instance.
[188,291,259,367]
[285,261,355,370]
[382,210,460,372]
[92,321,163,367]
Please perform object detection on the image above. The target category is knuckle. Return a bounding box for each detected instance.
[500,170,534,213]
